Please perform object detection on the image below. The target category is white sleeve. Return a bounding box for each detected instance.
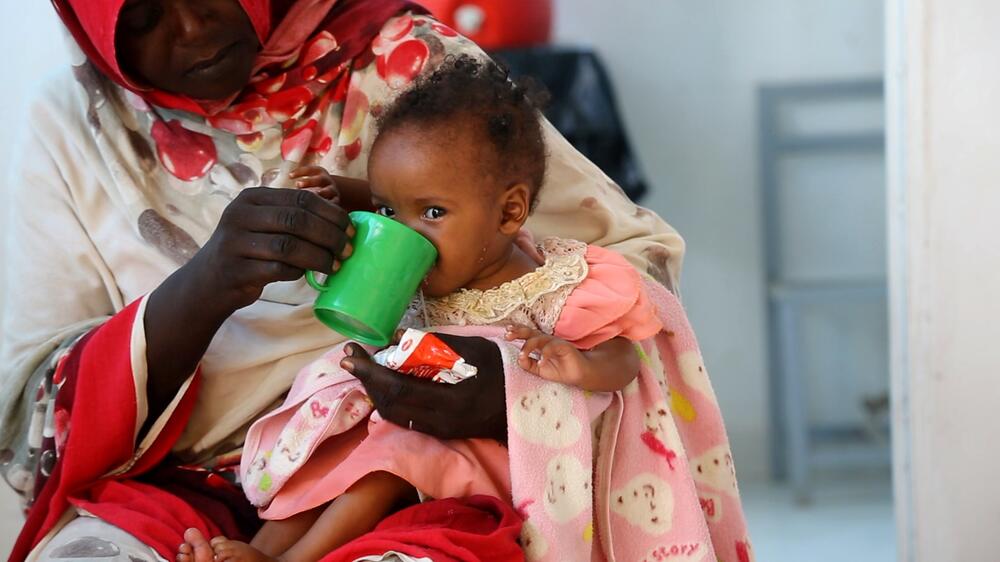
[0,100,119,392]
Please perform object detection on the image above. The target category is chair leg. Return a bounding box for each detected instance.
[778,304,811,504]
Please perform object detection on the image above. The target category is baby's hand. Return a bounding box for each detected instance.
[505,325,587,386]
[289,165,338,201]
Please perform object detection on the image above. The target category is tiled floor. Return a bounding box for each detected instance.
[1,473,895,561]
[742,472,896,562]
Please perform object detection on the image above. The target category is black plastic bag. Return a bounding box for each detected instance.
[493,47,648,203]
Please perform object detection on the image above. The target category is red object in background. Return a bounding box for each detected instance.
[416,0,552,50]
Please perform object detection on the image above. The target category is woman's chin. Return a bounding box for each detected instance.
[186,71,253,101]
[179,41,258,101]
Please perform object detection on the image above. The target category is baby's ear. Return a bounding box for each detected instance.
[498,182,532,235]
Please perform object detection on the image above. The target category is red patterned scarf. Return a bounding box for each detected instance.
[52,0,419,116]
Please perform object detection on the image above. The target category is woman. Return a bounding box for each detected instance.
[0,0,722,560]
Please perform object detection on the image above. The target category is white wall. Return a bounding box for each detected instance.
[555,0,884,479]
[888,0,1000,559]
[0,4,70,556]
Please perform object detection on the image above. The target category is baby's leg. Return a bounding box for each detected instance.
[212,472,415,562]
[277,471,416,561]
[177,508,323,562]
[250,506,325,556]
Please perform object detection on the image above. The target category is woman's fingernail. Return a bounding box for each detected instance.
[347,225,357,237]
[342,244,354,258]
[340,359,354,371]
[332,261,341,273]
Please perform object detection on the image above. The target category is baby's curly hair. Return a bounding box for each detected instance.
[375,55,548,207]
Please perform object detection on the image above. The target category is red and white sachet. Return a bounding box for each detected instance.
[372,328,478,384]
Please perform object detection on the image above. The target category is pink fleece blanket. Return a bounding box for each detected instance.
[241,280,752,562]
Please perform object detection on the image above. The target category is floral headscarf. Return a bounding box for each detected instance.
[52,0,416,114]
[53,0,419,184]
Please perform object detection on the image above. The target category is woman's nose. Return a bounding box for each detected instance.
[169,0,212,42]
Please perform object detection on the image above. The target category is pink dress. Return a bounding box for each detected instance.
[240,238,661,521]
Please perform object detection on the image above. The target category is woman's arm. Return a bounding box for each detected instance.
[143,187,356,426]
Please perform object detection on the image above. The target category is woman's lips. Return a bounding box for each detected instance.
[186,42,239,76]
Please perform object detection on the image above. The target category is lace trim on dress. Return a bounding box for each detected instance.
[422,238,589,326]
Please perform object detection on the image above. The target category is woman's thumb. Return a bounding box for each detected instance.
[340,343,371,377]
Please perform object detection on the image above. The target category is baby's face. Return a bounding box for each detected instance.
[368,124,505,297]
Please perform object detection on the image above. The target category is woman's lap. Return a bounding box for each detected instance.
[34,517,162,562]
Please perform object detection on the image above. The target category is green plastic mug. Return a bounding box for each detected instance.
[306,211,437,346]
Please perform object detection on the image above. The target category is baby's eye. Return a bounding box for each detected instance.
[375,205,396,218]
[422,207,447,220]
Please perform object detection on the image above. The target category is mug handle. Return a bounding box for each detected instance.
[305,270,327,291]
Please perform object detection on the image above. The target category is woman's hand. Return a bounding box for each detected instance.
[142,187,354,430]
[340,334,507,442]
[186,187,354,313]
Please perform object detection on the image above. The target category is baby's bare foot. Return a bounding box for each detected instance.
[211,537,279,562]
[179,529,216,562]
[176,541,192,562]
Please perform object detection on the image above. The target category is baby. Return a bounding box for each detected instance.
[184,54,660,562]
